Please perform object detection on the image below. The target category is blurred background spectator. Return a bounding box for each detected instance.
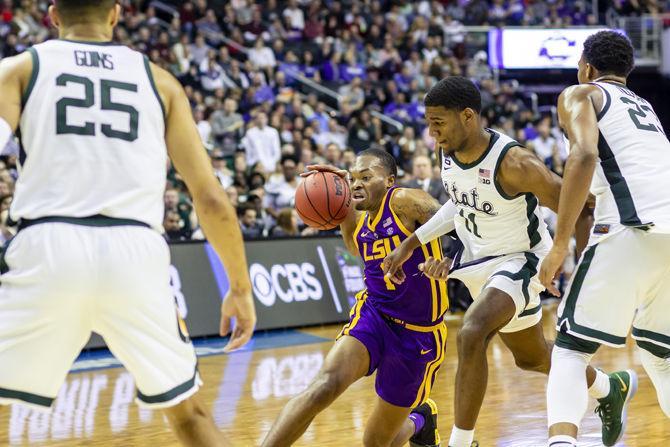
[403,154,449,204]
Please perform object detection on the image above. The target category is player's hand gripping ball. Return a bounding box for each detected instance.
[295,168,352,230]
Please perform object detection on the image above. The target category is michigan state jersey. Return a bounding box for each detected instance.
[441,129,551,263]
[585,81,670,236]
[13,40,167,229]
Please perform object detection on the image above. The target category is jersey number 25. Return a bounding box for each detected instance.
[55,73,139,142]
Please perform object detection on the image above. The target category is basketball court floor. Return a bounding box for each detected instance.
[0,303,667,446]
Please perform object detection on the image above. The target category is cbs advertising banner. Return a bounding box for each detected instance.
[85,237,364,349]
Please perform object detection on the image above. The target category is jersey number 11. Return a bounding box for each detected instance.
[459,209,481,238]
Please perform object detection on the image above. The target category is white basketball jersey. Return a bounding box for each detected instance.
[585,81,670,236]
[13,40,167,229]
[441,129,551,263]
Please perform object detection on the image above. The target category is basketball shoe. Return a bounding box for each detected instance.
[409,398,440,447]
[595,369,638,446]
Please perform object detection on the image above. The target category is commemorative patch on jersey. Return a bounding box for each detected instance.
[478,168,491,185]
[593,224,610,234]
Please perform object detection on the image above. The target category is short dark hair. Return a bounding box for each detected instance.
[55,0,116,23]
[424,76,482,114]
[280,155,298,165]
[237,203,256,217]
[358,148,398,177]
[583,31,634,77]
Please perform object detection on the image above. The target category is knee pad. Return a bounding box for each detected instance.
[547,346,594,427]
[639,348,670,417]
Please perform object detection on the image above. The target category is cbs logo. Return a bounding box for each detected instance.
[249,262,323,307]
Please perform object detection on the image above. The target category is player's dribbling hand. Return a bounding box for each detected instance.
[418,257,450,281]
[301,164,348,180]
[220,288,257,353]
[539,245,568,297]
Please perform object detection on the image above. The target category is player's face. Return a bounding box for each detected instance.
[349,156,394,212]
[425,106,468,155]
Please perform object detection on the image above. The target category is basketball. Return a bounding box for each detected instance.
[295,172,352,230]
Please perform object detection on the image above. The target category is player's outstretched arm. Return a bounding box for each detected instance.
[152,62,256,352]
[300,164,361,255]
[382,188,453,284]
[0,52,33,141]
[540,84,600,295]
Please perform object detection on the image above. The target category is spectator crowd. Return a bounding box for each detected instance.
[0,0,664,242]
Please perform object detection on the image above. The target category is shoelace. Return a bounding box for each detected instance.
[594,402,614,429]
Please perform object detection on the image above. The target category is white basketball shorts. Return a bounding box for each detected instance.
[0,220,200,410]
[450,247,549,333]
[557,228,670,354]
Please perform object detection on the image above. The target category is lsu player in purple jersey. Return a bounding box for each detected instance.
[262,149,449,447]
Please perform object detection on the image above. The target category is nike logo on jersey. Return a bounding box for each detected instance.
[420,349,432,355]
[361,231,370,237]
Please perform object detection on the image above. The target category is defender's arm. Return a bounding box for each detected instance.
[382,188,453,283]
[0,52,33,141]
[497,145,563,212]
[497,141,595,250]
[152,62,255,351]
[390,187,443,229]
[551,85,600,248]
[539,84,600,295]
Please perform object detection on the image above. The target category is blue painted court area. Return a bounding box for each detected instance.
[71,329,331,374]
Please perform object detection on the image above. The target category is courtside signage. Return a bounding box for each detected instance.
[85,237,363,349]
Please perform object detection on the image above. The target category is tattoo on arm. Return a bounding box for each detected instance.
[413,200,442,225]
[394,189,442,228]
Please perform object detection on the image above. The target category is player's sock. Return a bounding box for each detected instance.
[547,435,577,446]
[588,368,611,399]
[448,426,474,447]
[409,412,426,434]
[547,346,592,428]
[639,348,670,417]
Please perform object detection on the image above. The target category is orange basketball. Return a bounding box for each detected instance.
[295,171,352,230]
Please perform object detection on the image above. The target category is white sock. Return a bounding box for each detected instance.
[548,434,577,446]
[588,369,611,399]
[448,426,474,447]
[639,348,670,417]
[547,346,592,427]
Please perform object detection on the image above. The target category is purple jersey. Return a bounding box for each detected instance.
[353,186,449,326]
